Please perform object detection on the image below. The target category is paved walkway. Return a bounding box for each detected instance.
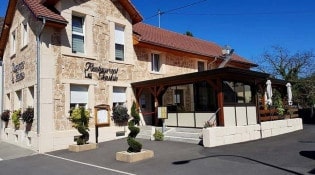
[0,141,37,161]
[0,125,314,175]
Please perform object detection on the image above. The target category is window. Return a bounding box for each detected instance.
[72,15,85,53]
[5,93,11,111]
[70,85,88,108]
[151,53,160,72]
[26,86,34,107]
[223,81,253,105]
[11,30,16,55]
[115,25,125,61]
[113,86,126,107]
[22,22,28,47]
[197,61,205,72]
[14,90,22,110]
[194,81,216,111]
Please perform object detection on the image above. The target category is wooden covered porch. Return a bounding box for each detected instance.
[131,67,293,128]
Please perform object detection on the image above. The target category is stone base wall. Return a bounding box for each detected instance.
[1,125,130,153]
[260,118,303,138]
[2,128,38,151]
[203,118,303,148]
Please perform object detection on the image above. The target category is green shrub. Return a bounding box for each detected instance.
[112,105,129,125]
[12,109,21,129]
[127,102,142,153]
[153,129,164,141]
[69,107,90,145]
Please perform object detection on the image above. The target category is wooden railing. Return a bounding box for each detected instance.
[259,106,299,122]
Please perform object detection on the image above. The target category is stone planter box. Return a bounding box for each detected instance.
[116,149,154,163]
[68,143,98,152]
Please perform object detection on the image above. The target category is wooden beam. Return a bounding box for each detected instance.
[206,79,219,91]
[217,78,224,126]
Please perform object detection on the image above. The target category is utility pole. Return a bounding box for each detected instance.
[158,9,164,28]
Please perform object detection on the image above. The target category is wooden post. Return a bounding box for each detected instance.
[217,79,224,126]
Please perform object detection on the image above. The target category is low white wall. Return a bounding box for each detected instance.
[203,124,261,147]
[203,118,303,148]
[165,112,215,127]
[260,118,303,138]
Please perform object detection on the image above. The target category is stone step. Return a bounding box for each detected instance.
[165,131,201,139]
[173,127,202,133]
[164,136,202,144]
[136,126,203,144]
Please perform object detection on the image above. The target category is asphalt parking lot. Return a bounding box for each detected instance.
[0,124,314,175]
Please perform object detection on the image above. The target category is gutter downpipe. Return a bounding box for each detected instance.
[36,17,46,135]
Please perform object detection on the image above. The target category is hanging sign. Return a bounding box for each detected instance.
[158,107,168,119]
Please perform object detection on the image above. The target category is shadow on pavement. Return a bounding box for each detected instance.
[299,151,315,160]
[173,154,303,175]
[299,151,315,174]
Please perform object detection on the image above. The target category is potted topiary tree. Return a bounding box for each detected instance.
[112,105,129,126]
[1,110,10,128]
[127,101,142,152]
[21,107,34,131]
[116,102,154,163]
[112,105,129,136]
[11,109,21,130]
[68,106,97,152]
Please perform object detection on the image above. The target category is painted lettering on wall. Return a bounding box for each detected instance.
[84,62,118,81]
[11,61,25,83]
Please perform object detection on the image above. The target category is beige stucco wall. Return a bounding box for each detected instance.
[1,0,232,152]
[2,0,39,131]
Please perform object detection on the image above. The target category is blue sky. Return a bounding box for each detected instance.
[131,0,315,63]
[1,0,314,63]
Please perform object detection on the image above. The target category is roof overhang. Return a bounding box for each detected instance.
[0,0,17,59]
[118,0,143,24]
[131,67,284,89]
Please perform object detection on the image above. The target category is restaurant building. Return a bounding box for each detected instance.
[0,0,300,152]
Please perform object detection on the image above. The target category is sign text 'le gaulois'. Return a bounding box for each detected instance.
[84,62,118,81]
[12,61,25,83]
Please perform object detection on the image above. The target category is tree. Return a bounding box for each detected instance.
[127,101,142,152]
[184,31,194,37]
[257,46,314,81]
[257,46,315,107]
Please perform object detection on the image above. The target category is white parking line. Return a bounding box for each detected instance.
[0,157,3,161]
[43,153,136,175]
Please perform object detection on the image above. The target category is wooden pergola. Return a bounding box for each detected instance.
[131,67,287,126]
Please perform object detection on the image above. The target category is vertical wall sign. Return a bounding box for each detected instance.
[11,61,25,83]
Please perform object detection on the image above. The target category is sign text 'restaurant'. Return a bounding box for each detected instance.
[84,62,118,81]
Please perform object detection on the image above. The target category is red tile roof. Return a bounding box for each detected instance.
[23,0,67,24]
[133,22,255,66]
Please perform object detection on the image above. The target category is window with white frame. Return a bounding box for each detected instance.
[72,15,85,53]
[21,22,28,47]
[151,53,160,72]
[70,85,88,108]
[112,86,126,107]
[115,25,125,61]
[11,30,16,55]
